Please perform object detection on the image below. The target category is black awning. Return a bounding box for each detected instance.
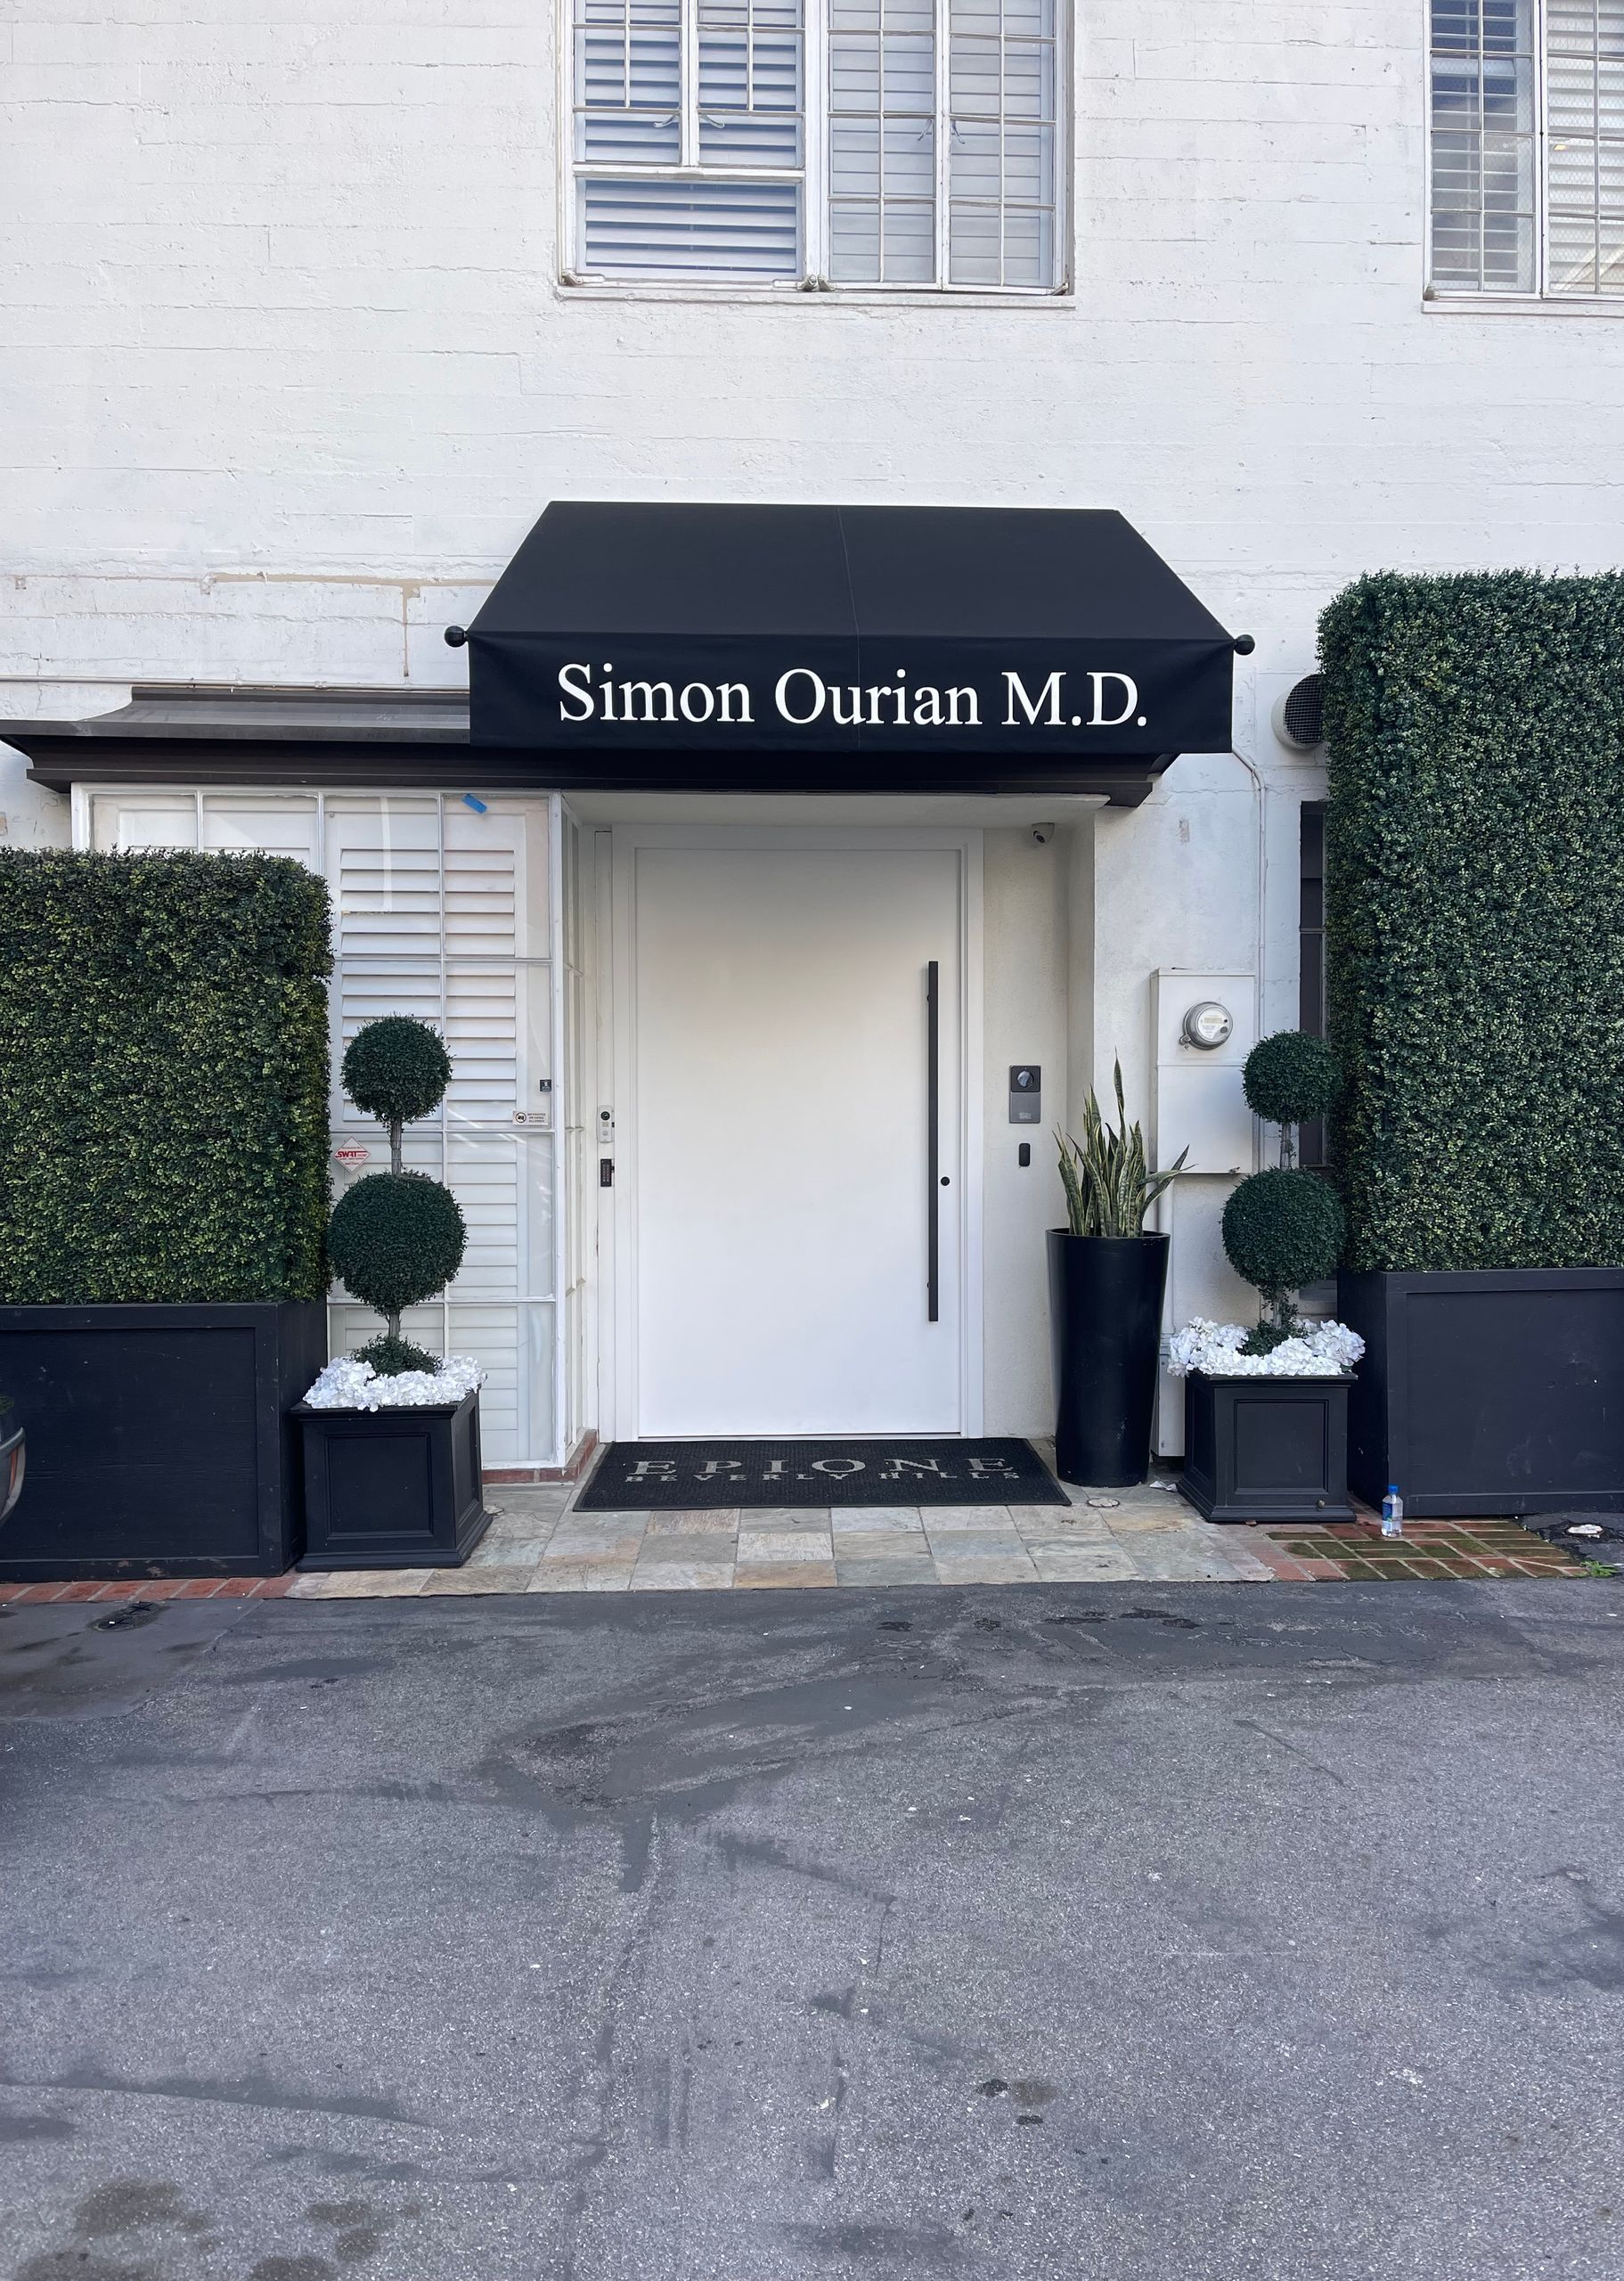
[464,503,1240,779]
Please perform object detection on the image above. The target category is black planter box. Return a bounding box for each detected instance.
[297,1390,491,1568]
[1340,1267,1624,1517]
[1179,1370,1357,1525]
[0,1302,327,1579]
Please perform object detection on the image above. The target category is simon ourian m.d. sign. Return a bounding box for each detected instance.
[557,662,1149,734]
[463,503,1240,761]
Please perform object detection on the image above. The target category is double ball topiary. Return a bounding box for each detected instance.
[327,1016,465,1376]
[1223,1031,1345,1351]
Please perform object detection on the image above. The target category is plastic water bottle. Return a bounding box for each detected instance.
[1381,1485,1404,1538]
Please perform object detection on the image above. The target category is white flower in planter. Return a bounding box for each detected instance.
[1166,1318,1365,1380]
[302,1354,486,1411]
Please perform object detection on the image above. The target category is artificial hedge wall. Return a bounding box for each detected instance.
[0,851,332,1302]
[1321,569,1624,1272]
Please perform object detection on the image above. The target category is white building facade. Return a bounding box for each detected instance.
[3,1,1621,1472]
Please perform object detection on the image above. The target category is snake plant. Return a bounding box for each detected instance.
[1057,1060,1187,1237]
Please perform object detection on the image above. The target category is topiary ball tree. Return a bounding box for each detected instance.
[1223,1033,1346,1353]
[1243,1030,1341,1157]
[1222,1170,1344,1344]
[328,1016,465,1375]
[341,1015,453,1172]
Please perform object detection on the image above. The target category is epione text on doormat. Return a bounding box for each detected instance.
[575,1438,1068,1511]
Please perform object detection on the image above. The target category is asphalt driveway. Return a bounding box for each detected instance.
[2,1581,1621,2279]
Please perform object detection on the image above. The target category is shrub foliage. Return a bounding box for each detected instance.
[1243,1030,1340,1129]
[1222,1169,1345,1302]
[342,1016,452,1132]
[1321,570,1624,1271]
[328,1172,466,1321]
[0,851,331,1303]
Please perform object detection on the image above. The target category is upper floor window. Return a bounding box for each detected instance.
[1430,0,1624,298]
[567,0,1064,291]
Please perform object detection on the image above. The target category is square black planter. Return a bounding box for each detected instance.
[1179,1370,1357,1525]
[1340,1267,1624,1517]
[0,1302,326,1580]
[296,1390,492,1568]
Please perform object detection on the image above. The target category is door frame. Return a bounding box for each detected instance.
[600,822,984,1442]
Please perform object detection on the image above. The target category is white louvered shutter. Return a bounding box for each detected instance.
[947,0,1057,288]
[575,0,804,278]
[200,797,322,864]
[1429,0,1538,292]
[579,174,802,278]
[575,0,683,163]
[828,0,937,282]
[698,0,805,167]
[1546,0,1624,293]
[323,800,554,1463]
[90,793,200,850]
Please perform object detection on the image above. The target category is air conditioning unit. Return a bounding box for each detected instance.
[1270,672,1325,751]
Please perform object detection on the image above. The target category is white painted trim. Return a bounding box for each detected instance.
[592,824,617,1443]
[1424,291,1624,314]
[606,821,983,1439]
[959,829,986,1436]
[609,826,641,1439]
[549,791,569,1468]
[555,279,1074,304]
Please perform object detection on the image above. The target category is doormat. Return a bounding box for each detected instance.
[575,1438,1068,1510]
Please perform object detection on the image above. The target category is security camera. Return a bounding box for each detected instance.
[1030,822,1056,846]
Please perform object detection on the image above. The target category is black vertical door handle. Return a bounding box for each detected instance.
[926,960,939,1323]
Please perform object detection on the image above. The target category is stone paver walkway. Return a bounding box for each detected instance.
[290,1453,1278,1597]
[3,1450,1589,1605]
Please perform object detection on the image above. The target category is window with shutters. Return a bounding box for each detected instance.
[78,788,569,1468]
[567,0,1065,290]
[1430,0,1624,298]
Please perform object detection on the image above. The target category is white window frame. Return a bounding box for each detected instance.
[558,0,1073,300]
[1424,0,1624,312]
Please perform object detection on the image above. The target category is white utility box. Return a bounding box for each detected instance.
[1149,970,1257,1175]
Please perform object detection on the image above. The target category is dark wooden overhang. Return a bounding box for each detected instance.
[4,683,1185,806]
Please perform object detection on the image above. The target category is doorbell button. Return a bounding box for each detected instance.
[1008,1065,1041,1124]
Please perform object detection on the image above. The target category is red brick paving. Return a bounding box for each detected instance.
[1249,1515,1593,1581]
[0,1576,288,1600]
[1244,1541,1312,1581]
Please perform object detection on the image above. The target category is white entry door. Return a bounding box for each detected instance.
[614,829,978,1437]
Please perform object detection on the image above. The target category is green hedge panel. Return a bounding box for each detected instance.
[0,850,332,1303]
[1321,570,1624,1272]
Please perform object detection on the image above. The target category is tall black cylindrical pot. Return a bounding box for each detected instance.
[1047,1230,1170,1487]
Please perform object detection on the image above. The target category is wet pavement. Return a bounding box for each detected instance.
[2,1579,1622,2278]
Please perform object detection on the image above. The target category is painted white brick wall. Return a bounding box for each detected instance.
[5,0,1620,680]
[3,2,1621,1385]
